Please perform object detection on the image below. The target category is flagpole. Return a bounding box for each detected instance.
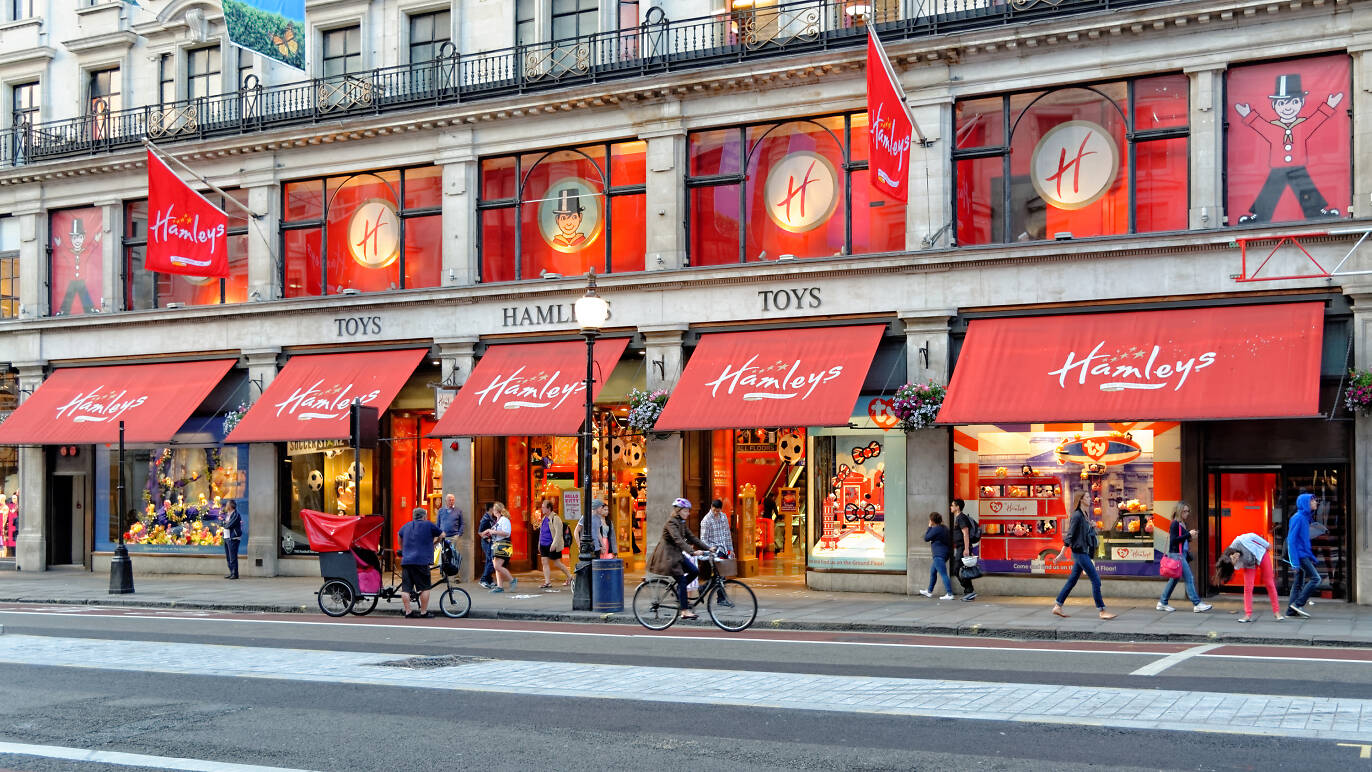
[869,30,928,146]
[141,138,259,218]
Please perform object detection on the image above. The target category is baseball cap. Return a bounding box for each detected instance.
[591,498,606,509]
[673,497,692,509]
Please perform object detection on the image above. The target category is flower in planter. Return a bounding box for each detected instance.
[1345,369,1372,416]
[221,402,250,438]
[627,387,670,435]
[890,381,947,432]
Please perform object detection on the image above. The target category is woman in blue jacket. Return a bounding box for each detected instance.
[919,512,954,599]
[1285,492,1320,618]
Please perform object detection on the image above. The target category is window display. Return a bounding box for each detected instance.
[95,417,248,553]
[1225,54,1350,227]
[282,442,375,555]
[478,141,646,282]
[954,75,1188,245]
[808,398,906,572]
[687,113,905,266]
[49,207,104,316]
[953,424,1181,577]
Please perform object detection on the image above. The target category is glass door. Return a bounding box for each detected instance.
[1205,468,1279,592]
[1278,465,1349,601]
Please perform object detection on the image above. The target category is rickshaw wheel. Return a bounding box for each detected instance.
[350,593,379,616]
[439,587,471,618]
[318,580,353,617]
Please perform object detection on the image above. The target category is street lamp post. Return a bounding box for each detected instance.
[571,271,609,611]
[109,420,134,594]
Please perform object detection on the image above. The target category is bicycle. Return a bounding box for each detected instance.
[318,548,471,620]
[632,551,758,632]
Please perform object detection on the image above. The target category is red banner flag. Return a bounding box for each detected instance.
[145,149,229,278]
[866,31,916,202]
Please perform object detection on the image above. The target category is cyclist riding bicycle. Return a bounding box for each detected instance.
[646,496,711,620]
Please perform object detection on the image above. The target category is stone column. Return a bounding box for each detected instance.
[14,203,42,319]
[242,348,280,577]
[1349,292,1372,605]
[1351,49,1372,220]
[906,98,953,250]
[13,363,45,572]
[436,335,479,579]
[641,324,688,560]
[97,199,120,313]
[898,309,956,595]
[438,128,478,286]
[1186,65,1226,228]
[642,125,686,271]
[247,184,280,301]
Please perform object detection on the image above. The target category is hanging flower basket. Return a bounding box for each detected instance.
[221,402,249,438]
[891,381,947,432]
[1344,369,1372,416]
[627,387,670,435]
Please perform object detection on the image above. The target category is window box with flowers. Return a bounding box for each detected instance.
[892,381,947,432]
[627,387,671,436]
[1344,369,1372,416]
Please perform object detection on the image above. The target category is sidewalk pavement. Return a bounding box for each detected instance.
[2,567,1370,647]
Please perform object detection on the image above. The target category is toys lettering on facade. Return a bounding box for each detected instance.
[1233,73,1344,224]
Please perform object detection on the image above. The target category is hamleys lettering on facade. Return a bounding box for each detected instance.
[144,149,230,278]
[430,339,630,438]
[224,349,426,444]
[0,360,235,445]
[654,325,884,432]
[935,303,1325,424]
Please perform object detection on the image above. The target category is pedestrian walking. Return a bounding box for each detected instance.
[537,499,572,588]
[1214,532,1285,623]
[646,497,711,620]
[477,502,496,588]
[700,499,734,558]
[1157,502,1213,613]
[397,507,443,619]
[1052,491,1117,620]
[221,499,242,580]
[919,512,955,599]
[1285,493,1321,618]
[481,501,516,593]
[949,499,978,601]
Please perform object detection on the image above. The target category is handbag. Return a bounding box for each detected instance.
[959,562,984,580]
[492,539,513,559]
[961,555,979,568]
[1159,553,1184,579]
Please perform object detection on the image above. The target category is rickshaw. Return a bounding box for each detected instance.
[302,509,471,619]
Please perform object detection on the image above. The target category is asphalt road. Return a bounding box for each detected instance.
[0,605,1366,771]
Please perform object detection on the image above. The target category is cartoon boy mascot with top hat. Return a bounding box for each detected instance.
[1233,73,1344,224]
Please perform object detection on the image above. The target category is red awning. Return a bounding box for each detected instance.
[654,325,885,432]
[936,302,1325,424]
[225,349,426,443]
[0,359,236,445]
[430,338,630,437]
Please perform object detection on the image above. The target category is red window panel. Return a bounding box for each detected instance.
[609,194,645,273]
[744,120,847,260]
[224,233,249,303]
[689,128,743,176]
[481,157,517,201]
[850,168,906,254]
[956,157,1001,245]
[284,180,323,221]
[1133,74,1188,131]
[480,208,516,282]
[404,166,442,209]
[327,174,401,294]
[610,141,646,187]
[157,272,222,306]
[690,184,740,266]
[956,96,1004,149]
[1135,137,1189,233]
[283,228,322,298]
[403,214,442,288]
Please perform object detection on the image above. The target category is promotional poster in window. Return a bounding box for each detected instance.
[49,207,104,316]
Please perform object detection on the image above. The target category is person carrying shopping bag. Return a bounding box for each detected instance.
[1156,502,1213,613]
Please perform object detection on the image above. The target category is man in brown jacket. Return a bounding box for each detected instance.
[647,497,711,620]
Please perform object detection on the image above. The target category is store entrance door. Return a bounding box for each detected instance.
[46,474,85,566]
[1204,468,1279,595]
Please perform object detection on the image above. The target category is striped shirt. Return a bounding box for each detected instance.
[700,510,734,556]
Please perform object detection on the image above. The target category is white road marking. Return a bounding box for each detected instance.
[1130,643,1222,676]
[0,739,318,771]
[0,634,1367,744]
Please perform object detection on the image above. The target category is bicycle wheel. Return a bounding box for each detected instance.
[439,586,471,618]
[632,578,679,631]
[350,592,379,616]
[317,580,353,617]
[706,579,758,632]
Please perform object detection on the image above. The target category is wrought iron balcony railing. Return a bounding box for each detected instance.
[1,0,1164,167]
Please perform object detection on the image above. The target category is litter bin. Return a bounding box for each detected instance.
[592,558,624,612]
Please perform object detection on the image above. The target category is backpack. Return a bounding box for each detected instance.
[963,515,982,545]
[439,539,462,577]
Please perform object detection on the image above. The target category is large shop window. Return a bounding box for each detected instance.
[478,141,646,282]
[954,75,1189,245]
[0,216,17,319]
[688,113,906,265]
[281,166,442,297]
[48,207,105,316]
[94,417,249,553]
[123,194,250,309]
[808,398,907,572]
[1225,54,1351,227]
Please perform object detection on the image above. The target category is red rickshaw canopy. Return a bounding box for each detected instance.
[300,509,384,553]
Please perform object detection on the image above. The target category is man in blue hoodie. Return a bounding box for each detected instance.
[1285,492,1320,618]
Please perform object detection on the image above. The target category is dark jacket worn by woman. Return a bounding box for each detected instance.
[647,515,710,577]
[1167,519,1192,555]
[1064,510,1098,555]
[924,524,952,560]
